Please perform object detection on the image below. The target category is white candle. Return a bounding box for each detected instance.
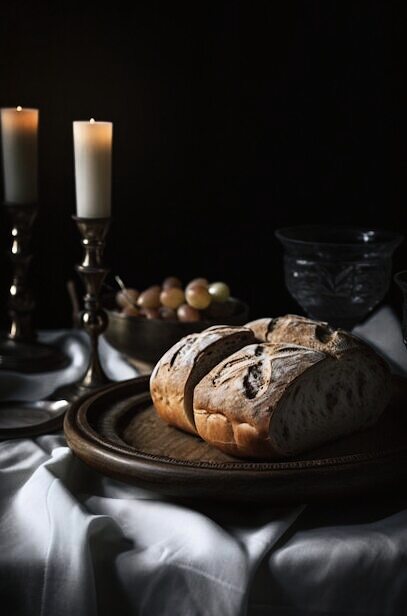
[1,106,39,204]
[73,119,113,218]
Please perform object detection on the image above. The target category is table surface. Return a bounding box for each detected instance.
[0,310,406,616]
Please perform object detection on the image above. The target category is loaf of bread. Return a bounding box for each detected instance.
[150,325,255,434]
[150,315,391,458]
[194,341,390,458]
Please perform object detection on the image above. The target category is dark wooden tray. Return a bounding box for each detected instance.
[64,375,407,503]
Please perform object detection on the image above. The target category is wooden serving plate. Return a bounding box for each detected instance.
[64,375,407,503]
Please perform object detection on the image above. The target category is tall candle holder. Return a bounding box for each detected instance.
[53,216,112,401]
[0,215,112,439]
[73,215,111,390]
[0,203,68,372]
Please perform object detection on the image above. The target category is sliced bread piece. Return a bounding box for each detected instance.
[149,325,255,434]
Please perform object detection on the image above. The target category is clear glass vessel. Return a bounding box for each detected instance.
[275,225,403,329]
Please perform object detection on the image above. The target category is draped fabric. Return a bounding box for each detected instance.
[0,311,406,616]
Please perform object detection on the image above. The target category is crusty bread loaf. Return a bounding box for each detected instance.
[150,315,391,459]
[150,326,255,434]
[193,341,391,458]
[246,314,362,356]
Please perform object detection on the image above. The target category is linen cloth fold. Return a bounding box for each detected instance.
[0,310,406,616]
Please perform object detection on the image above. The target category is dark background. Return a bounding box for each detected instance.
[0,1,405,329]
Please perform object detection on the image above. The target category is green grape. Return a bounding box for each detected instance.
[137,285,161,309]
[116,288,139,308]
[162,276,182,289]
[186,285,211,309]
[160,287,185,309]
[208,281,230,303]
[177,303,201,322]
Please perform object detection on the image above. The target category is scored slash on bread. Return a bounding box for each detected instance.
[245,314,361,355]
[194,341,390,458]
[150,325,255,434]
[150,315,391,459]
[194,343,327,457]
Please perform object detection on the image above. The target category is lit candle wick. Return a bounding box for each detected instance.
[90,118,95,124]
[16,106,22,112]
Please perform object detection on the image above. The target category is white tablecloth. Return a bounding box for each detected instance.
[0,311,406,616]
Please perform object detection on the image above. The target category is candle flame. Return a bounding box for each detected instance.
[90,118,95,124]
[16,106,22,111]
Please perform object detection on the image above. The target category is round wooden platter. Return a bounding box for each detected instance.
[64,375,407,504]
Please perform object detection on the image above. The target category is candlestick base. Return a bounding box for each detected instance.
[50,372,112,404]
[0,337,69,373]
[0,356,111,440]
[0,398,69,441]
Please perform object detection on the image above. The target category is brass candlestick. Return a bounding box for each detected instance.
[0,203,67,372]
[0,215,112,439]
[73,215,111,390]
[52,215,112,402]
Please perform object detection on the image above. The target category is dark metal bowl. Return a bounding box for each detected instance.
[104,298,250,364]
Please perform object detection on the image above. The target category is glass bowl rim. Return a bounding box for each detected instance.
[275,225,403,249]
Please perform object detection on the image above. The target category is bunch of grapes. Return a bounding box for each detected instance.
[116,276,233,322]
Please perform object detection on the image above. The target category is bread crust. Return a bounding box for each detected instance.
[193,343,327,457]
[152,314,391,459]
[247,314,367,356]
[243,318,275,344]
[193,339,391,459]
[150,325,255,434]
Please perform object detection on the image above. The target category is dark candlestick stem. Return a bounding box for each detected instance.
[6,203,37,341]
[0,202,68,373]
[74,216,111,390]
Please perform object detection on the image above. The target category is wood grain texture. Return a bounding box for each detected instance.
[63,374,407,503]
